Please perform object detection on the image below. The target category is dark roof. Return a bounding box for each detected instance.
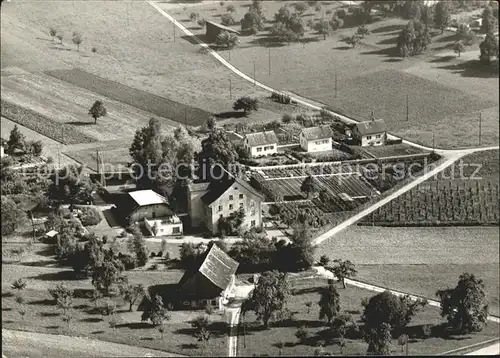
[244,131,279,147]
[179,244,239,291]
[206,21,240,34]
[200,177,264,206]
[301,125,334,141]
[355,119,386,135]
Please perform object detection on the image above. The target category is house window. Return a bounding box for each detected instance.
[218,205,222,212]
[229,204,233,210]
[375,134,381,138]
[239,202,244,208]
[152,211,156,218]
[376,141,381,145]
[239,194,244,199]
[251,220,256,227]
[172,227,180,234]
[256,147,262,152]
[250,201,255,215]
[229,195,233,201]
[366,135,372,140]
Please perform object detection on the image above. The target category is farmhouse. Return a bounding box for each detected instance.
[243,131,278,158]
[351,118,387,147]
[187,177,264,234]
[205,21,240,43]
[124,189,183,236]
[299,125,334,152]
[178,243,239,310]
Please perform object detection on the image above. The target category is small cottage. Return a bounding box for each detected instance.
[178,244,239,310]
[243,131,279,158]
[299,125,334,152]
[352,118,387,147]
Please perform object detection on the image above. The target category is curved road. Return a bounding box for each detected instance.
[2,329,182,358]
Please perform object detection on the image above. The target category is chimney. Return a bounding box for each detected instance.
[370,110,375,122]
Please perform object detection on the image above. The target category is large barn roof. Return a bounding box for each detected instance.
[128,190,167,207]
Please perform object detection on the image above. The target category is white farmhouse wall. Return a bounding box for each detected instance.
[361,133,386,147]
[129,204,172,224]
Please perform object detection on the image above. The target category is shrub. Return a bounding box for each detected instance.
[197,18,206,27]
[221,13,236,26]
[150,263,159,270]
[150,252,157,258]
[79,207,101,226]
[295,325,309,342]
[48,283,73,304]
[336,9,346,18]
[157,251,163,257]
[118,254,137,271]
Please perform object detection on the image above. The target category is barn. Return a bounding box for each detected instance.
[205,20,240,43]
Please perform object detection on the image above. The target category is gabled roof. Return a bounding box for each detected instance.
[206,20,241,34]
[201,177,264,206]
[301,125,334,141]
[244,131,279,147]
[46,230,58,238]
[180,244,239,291]
[355,119,386,135]
[128,190,167,207]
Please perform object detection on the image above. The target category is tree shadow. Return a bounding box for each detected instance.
[180,343,199,349]
[38,311,60,317]
[49,46,72,51]
[436,60,499,78]
[74,304,90,310]
[361,46,399,57]
[186,26,202,31]
[116,322,152,330]
[383,58,402,62]
[36,37,53,42]
[27,270,79,281]
[273,319,326,329]
[20,260,59,267]
[215,111,247,119]
[2,292,14,298]
[66,121,93,126]
[371,24,405,34]
[45,325,60,329]
[334,46,352,50]
[2,307,12,311]
[430,55,456,63]
[180,34,208,45]
[91,330,105,334]
[376,36,399,46]
[29,299,56,306]
[80,317,103,323]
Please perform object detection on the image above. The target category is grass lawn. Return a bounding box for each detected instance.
[316,226,500,265]
[1,71,180,141]
[1,287,227,357]
[63,139,132,172]
[361,143,430,158]
[356,264,500,317]
[0,0,270,116]
[166,1,499,149]
[237,276,500,356]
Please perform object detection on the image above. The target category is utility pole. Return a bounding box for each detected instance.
[268,47,271,75]
[173,21,176,42]
[184,107,187,126]
[432,133,435,152]
[253,61,256,86]
[334,71,338,99]
[406,94,409,121]
[479,111,482,145]
[229,47,231,61]
[229,78,232,100]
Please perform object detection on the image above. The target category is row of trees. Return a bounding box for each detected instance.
[49,27,83,51]
[4,125,43,157]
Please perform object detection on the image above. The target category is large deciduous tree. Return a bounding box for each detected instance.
[1,196,26,235]
[141,293,170,326]
[365,322,392,355]
[249,270,290,329]
[481,6,498,34]
[479,32,499,64]
[328,259,357,289]
[88,100,107,124]
[436,273,488,333]
[271,5,305,43]
[233,96,259,115]
[434,1,450,34]
[216,30,239,49]
[300,175,318,198]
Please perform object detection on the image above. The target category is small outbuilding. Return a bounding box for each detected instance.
[205,20,240,43]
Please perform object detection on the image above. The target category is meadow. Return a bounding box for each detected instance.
[165,1,499,149]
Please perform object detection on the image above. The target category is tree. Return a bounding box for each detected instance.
[300,175,318,198]
[48,283,74,305]
[1,196,26,235]
[91,253,125,296]
[31,140,43,157]
[226,4,235,13]
[318,283,341,324]
[365,322,392,355]
[6,125,26,154]
[88,100,107,124]
[56,34,63,44]
[233,96,258,114]
[288,223,315,270]
[72,31,82,51]
[319,255,330,267]
[197,18,206,28]
[479,31,499,64]
[129,232,149,267]
[481,6,498,34]
[249,270,290,329]
[190,12,199,22]
[49,27,57,41]
[191,315,211,351]
[119,283,144,312]
[328,259,357,289]
[356,24,370,38]
[331,314,355,346]
[272,5,305,43]
[241,10,264,34]
[457,23,474,45]
[305,301,313,314]
[362,291,427,337]
[314,19,332,40]
[345,34,361,48]
[221,13,236,26]
[436,273,488,334]
[216,30,239,49]
[453,40,465,57]
[47,165,94,206]
[11,279,27,292]
[295,325,309,343]
[294,2,308,15]
[142,294,170,326]
[276,340,285,355]
[434,1,450,34]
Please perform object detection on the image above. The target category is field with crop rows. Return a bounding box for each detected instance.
[362,179,499,226]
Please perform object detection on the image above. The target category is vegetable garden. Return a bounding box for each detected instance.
[362,179,499,226]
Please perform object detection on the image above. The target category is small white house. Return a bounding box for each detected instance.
[299,125,334,152]
[125,189,183,236]
[0,144,5,158]
[243,131,278,158]
[352,118,387,147]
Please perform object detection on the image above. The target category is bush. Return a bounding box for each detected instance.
[118,254,137,270]
[221,13,236,26]
[336,9,346,18]
[150,263,159,271]
[79,207,101,226]
[150,252,156,258]
[157,251,163,257]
